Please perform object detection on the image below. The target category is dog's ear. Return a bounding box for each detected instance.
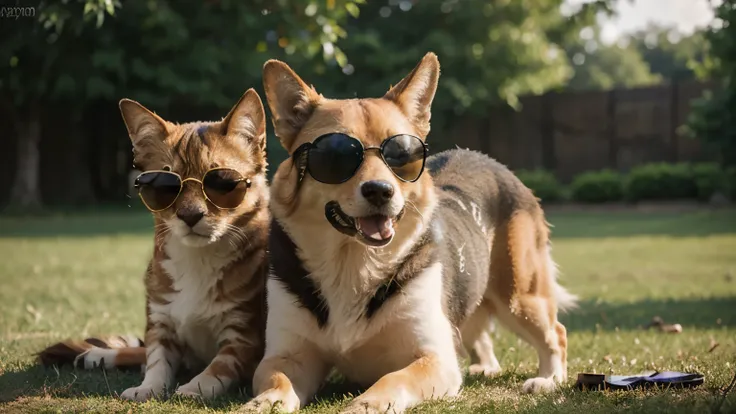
[221,88,267,153]
[383,52,440,137]
[262,60,322,151]
[119,99,169,145]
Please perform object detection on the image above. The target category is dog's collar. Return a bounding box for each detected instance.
[269,219,432,325]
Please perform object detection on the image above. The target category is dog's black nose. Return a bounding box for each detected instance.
[176,209,204,227]
[361,180,395,206]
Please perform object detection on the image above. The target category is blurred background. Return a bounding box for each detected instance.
[1,0,734,210]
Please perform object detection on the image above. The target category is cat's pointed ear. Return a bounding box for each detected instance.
[119,99,169,144]
[262,59,322,151]
[221,88,267,153]
[383,52,440,137]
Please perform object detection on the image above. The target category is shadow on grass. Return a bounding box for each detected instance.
[562,296,736,332]
[548,209,736,239]
[1,206,735,239]
[0,209,153,238]
[0,364,256,408]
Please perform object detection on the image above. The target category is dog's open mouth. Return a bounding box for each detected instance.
[355,215,395,245]
[324,201,401,247]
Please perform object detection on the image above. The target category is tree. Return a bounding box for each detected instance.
[0,1,119,209]
[686,0,736,168]
[562,23,661,91]
[0,0,363,209]
[628,24,710,81]
[566,41,661,90]
[291,0,613,127]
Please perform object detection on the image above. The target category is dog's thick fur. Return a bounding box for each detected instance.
[37,89,271,401]
[242,53,577,413]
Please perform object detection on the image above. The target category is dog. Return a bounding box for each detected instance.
[38,89,271,401]
[242,52,577,413]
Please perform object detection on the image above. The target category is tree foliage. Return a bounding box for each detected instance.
[301,0,609,120]
[1,0,625,207]
[687,0,736,167]
[566,36,661,90]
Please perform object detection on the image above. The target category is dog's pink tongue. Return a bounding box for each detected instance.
[358,216,394,240]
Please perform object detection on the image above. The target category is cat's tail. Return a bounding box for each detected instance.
[37,335,145,371]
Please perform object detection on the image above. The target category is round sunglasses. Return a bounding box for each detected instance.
[293,133,428,185]
[134,167,251,212]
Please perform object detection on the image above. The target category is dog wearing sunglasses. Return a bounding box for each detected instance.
[242,53,577,414]
[38,89,270,401]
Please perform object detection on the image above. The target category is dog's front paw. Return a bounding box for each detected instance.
[238,389,300,413]
[522,377,557,394]
[468,363,502,377]
[120,384,164,402]
[340,396,399,414]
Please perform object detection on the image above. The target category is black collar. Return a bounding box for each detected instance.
[268,220,434,327]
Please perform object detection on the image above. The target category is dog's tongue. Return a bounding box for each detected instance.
[357,215,394,241]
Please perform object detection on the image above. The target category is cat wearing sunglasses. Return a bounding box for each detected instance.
[243,53,577,414]
[38,89,270,402]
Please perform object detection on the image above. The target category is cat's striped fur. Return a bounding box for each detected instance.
[37,89,270,401]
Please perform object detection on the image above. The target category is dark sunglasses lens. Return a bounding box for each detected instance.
[381,135,426,181]
[203,168,247,208]
[308,134,364,184]
[137,172,181,211]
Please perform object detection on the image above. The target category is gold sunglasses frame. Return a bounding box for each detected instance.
[134,167,252,213]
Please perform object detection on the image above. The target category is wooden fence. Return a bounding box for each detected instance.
[440,79,719,182]
[0,80,721,205]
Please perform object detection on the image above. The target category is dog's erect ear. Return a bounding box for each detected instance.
[119,99,169,144]
[262,59,322,151]
[383,52,440,137]
[221,88,267,153]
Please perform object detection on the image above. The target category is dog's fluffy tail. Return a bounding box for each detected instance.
[545,244,579,313]
[37,335,145,371]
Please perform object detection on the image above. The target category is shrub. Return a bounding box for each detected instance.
[624,163,698,202]
[691,162,727,201]
[570,169,624,203]
[514,169,563,202]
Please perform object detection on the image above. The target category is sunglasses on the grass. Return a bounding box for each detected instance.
[134,167,251,212]
[293,133,428,184]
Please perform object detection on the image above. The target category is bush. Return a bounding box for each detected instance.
[515,169,563,202]
[570,170,624,203]
[624,163,698,202]
[691,162,727,201]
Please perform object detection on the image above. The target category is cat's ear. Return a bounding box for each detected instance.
[221,88,267,153]
[119,99,169,145]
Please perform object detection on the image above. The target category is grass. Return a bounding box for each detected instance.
[1,207,736,413]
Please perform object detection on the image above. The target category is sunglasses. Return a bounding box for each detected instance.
[134,167,251,212]
[293,133,428,185]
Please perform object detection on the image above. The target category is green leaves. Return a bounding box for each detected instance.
[345,3,360,18]
[687,0,736,167]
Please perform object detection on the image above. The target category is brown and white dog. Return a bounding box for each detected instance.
[38,89,270,401]
[243,53,577,413]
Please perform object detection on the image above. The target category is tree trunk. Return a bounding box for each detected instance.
[63,109,95,205]
[9,105,42,210]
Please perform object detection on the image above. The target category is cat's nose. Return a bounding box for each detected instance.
[176,208,205,227]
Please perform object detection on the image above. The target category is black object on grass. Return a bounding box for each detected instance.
[576,371,704,391]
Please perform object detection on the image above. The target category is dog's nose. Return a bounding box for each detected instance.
[361,180,395,206]
[176,209,204,227]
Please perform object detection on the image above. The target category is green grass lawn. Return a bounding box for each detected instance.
[1,207,735,413]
